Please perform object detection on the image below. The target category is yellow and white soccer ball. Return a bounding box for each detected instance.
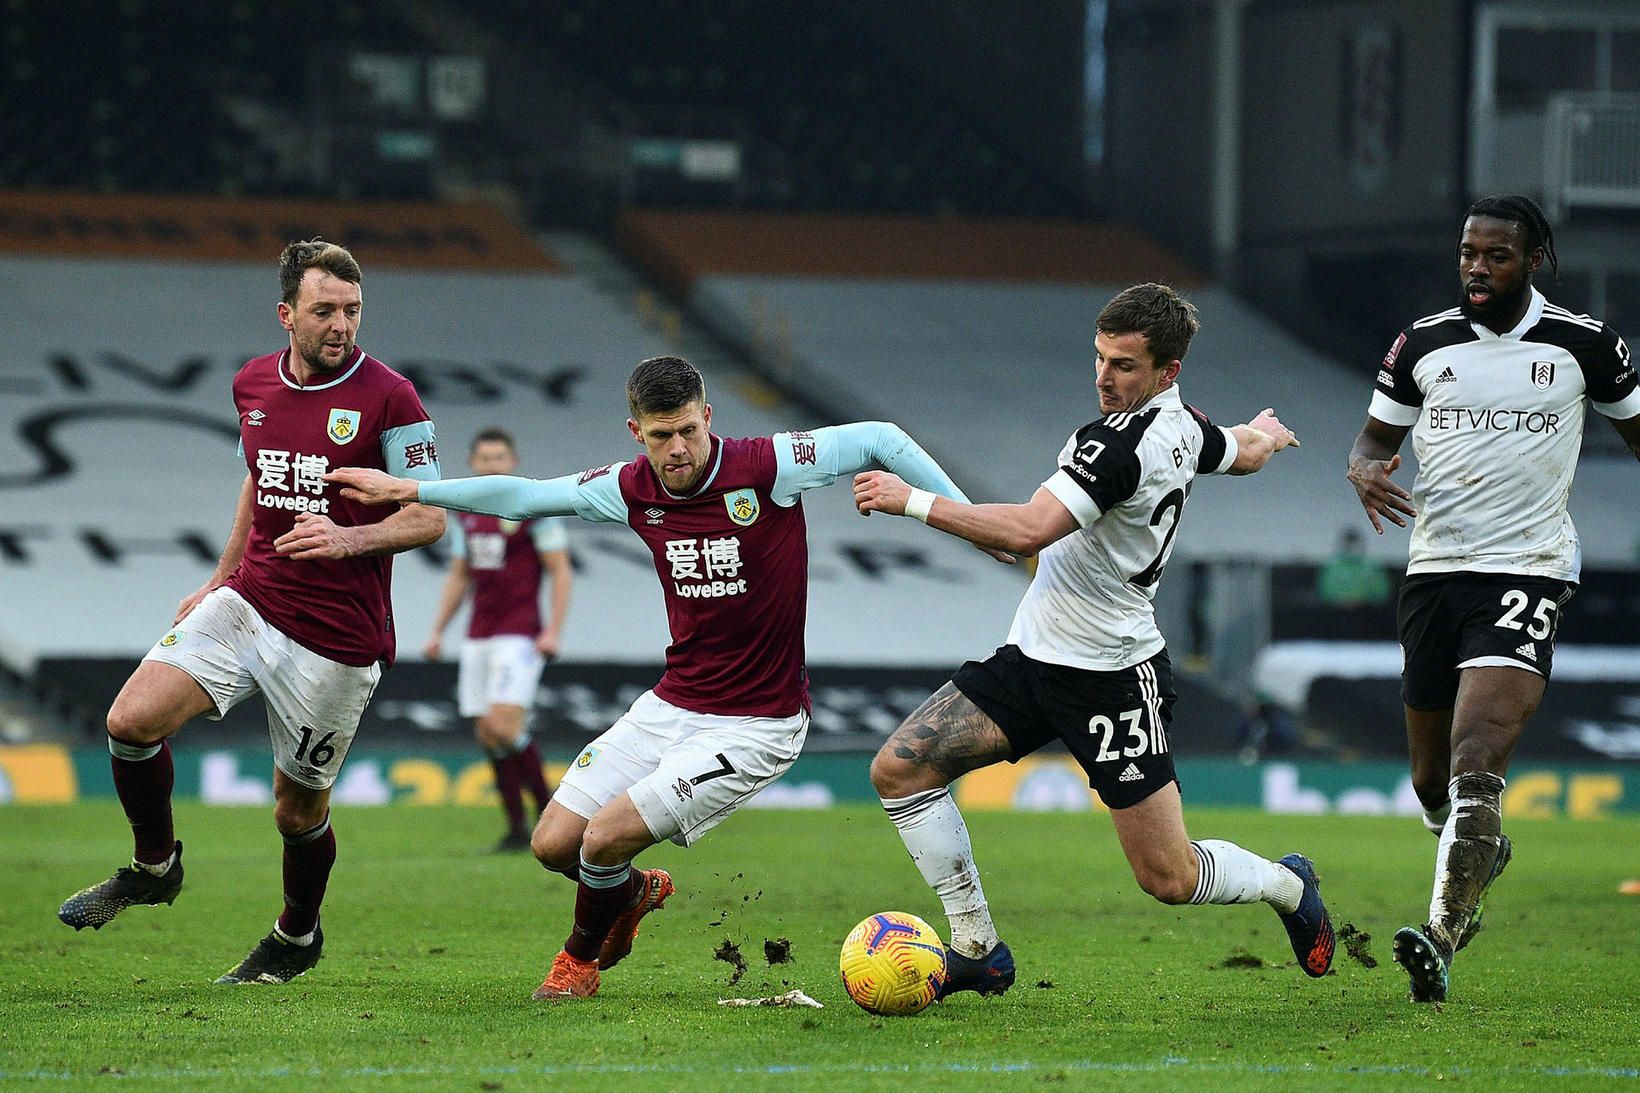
[838,911,948,1015]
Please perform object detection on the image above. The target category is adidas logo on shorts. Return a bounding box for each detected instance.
[1514,642,1538,662]
[1118,763,1144,783]
[1436,367,1458,383]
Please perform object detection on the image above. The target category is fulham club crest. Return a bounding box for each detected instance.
[1530,360,1555,391]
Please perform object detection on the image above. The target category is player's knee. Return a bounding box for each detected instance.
[272,796,327,837]
[870,746,942,799]
[1134,862,1193,905]
[531,826,578,871]
[106,702,166,747]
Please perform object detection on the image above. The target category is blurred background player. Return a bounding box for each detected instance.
[856,283,1332,996]
[1348,194,1640,1003]
[56,240,445,984]
[425,428,572,852]
[328,354,1007,1002]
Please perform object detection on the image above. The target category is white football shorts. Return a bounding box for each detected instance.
[143,587,381,791]
[555,690,808,847]
[457,635,545,717]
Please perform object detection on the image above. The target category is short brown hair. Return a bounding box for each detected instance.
[470,427,516,454]
[1096,283,1200,368]
[279,240,362,306]
[626,356,706,419]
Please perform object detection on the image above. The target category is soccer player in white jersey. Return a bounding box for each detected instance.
[1347,195,1640,1003]
[854,283,1332,997]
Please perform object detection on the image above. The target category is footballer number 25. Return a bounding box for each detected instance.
[1495,590,1557,641]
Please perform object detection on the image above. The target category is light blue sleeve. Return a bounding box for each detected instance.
[531,517,570,552]
[417,463,630,523]
[770,422,970,507]
[446,517,467,559]
[382,421,443,482]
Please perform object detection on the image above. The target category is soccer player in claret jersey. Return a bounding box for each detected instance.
[56,240,445,985]
[328,355,999,1001]
[1347,195,1640,1003]
[425,428,573,852]
[854,283,1335,997]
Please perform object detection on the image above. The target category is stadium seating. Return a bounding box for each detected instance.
[620,210,1640,567]
[0,242,1025,677]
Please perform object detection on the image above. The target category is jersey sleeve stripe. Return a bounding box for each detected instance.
[1213,426,1239,474]
[1594,388,1640,419]
[1044,470,1101,528]
[1368,390,1421,427]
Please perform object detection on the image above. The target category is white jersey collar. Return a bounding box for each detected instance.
[278,346,365,391]
[659,434,725,500]
[1472,287,1545,342]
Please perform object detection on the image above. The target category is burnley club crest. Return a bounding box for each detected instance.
[725,488,759,527]
[327,408,362,445]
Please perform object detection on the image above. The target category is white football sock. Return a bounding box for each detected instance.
[880,788,999,958]
[1422,800,1451,837]
[131,847,178,876]
[1189,839,1303,913]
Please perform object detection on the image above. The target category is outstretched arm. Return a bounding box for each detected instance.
[1225,408,1300,475]
[1346,416,1415,534]
[325,466,625,523]
[855,475,1077,557]
[771,421,970,505]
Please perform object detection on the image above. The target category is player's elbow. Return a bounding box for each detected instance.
[1005,510,1067,555]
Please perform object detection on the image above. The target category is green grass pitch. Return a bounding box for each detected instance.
[4,802,1639,1089]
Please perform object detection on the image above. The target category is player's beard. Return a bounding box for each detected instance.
[1459,278,1529,326]
[296,334,354,373]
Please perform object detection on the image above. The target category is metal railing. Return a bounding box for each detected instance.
[1545,93,1640,222]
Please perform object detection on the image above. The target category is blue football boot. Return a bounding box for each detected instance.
[1276,853,1336,978]
[936,940,1015,999]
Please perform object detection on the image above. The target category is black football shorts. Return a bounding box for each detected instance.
[1397,572,1576,710]
[952,644,1177,809]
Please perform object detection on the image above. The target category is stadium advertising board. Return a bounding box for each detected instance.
[4,747,1636,818]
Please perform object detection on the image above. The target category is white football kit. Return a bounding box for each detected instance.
[1369,287,1640,581]
[1012,384,1239,671]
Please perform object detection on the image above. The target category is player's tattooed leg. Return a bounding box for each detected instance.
[886,683,1013,782]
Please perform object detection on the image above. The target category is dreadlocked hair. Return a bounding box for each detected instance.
[1466,194,1558,281]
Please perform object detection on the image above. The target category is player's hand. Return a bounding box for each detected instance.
[975,544,1018,565]
[275,513,358,560]
[853,471,911,516]
[536,629,561,660]
[1346,452,1416,534]
[174,584,216,624]
[423,635,443,660]
[1248,408,1299,450]
[324,466,417,506]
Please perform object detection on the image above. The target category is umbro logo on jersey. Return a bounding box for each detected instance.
[1435,367,1458,384]
[1514,643,1539,662]
[645,507,665,525]
[245,409,266,426]
[1118,763,1144,783]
